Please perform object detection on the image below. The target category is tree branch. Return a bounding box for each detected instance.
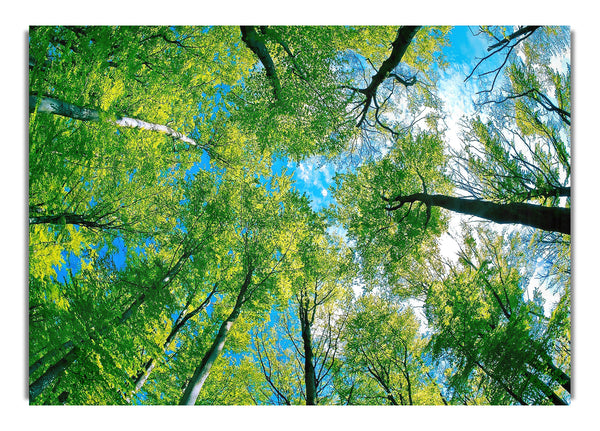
[384,191,570,234]
[240,26,282,101]
[354,26,421,127]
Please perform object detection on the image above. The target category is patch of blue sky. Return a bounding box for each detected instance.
[54,238,120,280]
[184,161,202,183]
[132,391,148,405]
[145,237,158,251]
[223,349,243,367]
[127,168,138,182]
[174,218,188,235]
[134,242,147,258]
[291,158,340,211]
[111,236,127,271]
[435,27,497,155]
[205,294,220,318]
[51,250,74,283]
[443,26,490,70]
[83,179,94,191]
[51,249,93,284]
[92,241,110,259]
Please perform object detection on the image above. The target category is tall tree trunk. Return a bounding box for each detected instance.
[29,346,79,401]
[528,352,571,394]
[525,370,568,405]
[450,331,528,405]
[366,367,399,405]
[179,267,253,405]
[29,94,201,148]
[401,348,414,405]
[300,312,317,405]
[29,340,74,376]
[130,286,217,398]
[384,192,570,235]
[132,359,156,395]
[29,212,107,228]
[487,26,540,51]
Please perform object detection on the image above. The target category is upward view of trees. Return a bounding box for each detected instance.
[28,25,570,406]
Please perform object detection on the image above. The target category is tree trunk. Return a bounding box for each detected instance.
[356,26,420,126]
[29,346,79,402]
[528,352,571,394]
[300,314,317,405]
[132,358,156,394]
[29,250,193,402]
[28,294,147,402]
[179,268,253,405]
[29,212,113,229]
[240,26,282,101]
[29,94,201,148]
[129,287,217,398]
[385,192,570,235]
[525,370,568,405]
[29,340,74,376]
[367,367,399,405]
[487,26,540,51]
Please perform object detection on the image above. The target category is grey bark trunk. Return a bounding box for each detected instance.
[179,268,253,405]
[301,316,317,405]
[29,94,200,147]
[29,340,74,376]
[525,370,568,405]
[356,26,421,126]
[133,359,156,394]
[129,287,216,398]
[29,346,79,402]
[240,26,282,101]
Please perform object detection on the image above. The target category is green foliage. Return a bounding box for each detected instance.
[425,226,570,405]
[341,294,445,405]
[28,25,570,406]
[331,131,451,286]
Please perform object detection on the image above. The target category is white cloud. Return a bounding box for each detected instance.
[320,188,328,197]
[296,160,314,182]
[437,64,481,153]
[549,49,570,75]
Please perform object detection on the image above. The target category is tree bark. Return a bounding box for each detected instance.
[130,286,217,398]
[300,311,317,405]
[240,26,282,101]
[29,340,74,376]
[29,94,201,148]
[179,267,253,405]
[29,346,79,402]
[355,26,421,126]
[528,351,571,394]
[366,366,399,405]
[29,212,111,229]
[525,370,568,405]
[487,26,540,51]
[385,192,570,235]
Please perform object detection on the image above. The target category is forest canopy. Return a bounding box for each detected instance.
[28,25,570,406]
